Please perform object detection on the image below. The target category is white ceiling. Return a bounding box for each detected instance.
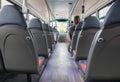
[46,0,78,19]
[9,0,50,22]
[27,0,49,22]
[8,0,114,22]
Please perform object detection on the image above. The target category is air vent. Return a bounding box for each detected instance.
[68,2,72,5]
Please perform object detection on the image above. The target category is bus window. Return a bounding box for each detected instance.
[99,4,112,22]
[29,14,35,21]
[50,21,56,27]
[99,18,104,22]
[57,21,69,33]
[50,20,69,33]
[1,0,12,7]
[91,13,96,17]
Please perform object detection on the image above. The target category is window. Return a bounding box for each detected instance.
[98,4,112,22]
[50,21,56,27]
[41,20,45,23]
[50,20,69,33]
[56,21,69,33]
[29,14,35,20]
[99,19,104,22]
[1,0,12,7]
[91,13,96,17]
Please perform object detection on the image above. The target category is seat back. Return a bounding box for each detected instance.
[76,16,100,61]
[86,0,120,81]
[43,24,52,49]
[0,5,38,73]
[49,26,54,44]
[28,19,48,58]
[53,27,59,42]
[71,22,83,51]
[0,51,5,72]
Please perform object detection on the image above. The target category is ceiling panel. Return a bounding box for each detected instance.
[70,0,83,20]
[46,0,78,19]
[27,0,49,21]
[9,0,113,22]
[9,0,49,22]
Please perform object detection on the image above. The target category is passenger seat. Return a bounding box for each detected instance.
[86,0,120,81]
[49,26,55,49]
[0,5,39,82]
[42,24,53,52]
[28,18,49,58]
[0,52,4,72]
[71,22,83,53]
[75,16,101,73]
[76,16,101,61]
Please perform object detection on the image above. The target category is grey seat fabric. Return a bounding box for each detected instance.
[28,19,49,58]
[71,22,83,51]
[0,5,38,73]
[86,0,120,81]
[49,26,54,44]
[76,16,101,61]
[0,52,4,72]
[52,27,59,43]
[42,24,52,50]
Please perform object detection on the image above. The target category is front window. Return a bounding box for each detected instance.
[50,20,69,33]
[98,4,112,22]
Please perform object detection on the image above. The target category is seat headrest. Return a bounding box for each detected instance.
[42,24,49,31]
[75,21,83,31]
[104,0,120,27]
[83,16,101,30]
[28,18,42,30]
[0,5,27,29]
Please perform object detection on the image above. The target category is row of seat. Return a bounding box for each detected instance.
[70,0,120,81]
[0,5,58,82]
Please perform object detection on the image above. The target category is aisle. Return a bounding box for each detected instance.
[39,43,83,82]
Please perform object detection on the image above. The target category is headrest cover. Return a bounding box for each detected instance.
[75,22,83,31]
[0,5,27,28]
[42,24,49,31]
[83,16,101,30]
[104,0,120,27]
[28,18,42,30]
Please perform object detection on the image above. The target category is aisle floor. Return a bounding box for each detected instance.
[39,43,83,82]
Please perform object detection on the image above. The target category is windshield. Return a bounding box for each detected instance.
[51,20,69,33]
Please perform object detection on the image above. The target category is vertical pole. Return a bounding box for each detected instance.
[81,0,85,20]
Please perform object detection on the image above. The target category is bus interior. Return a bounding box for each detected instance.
[0,0,120,82]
